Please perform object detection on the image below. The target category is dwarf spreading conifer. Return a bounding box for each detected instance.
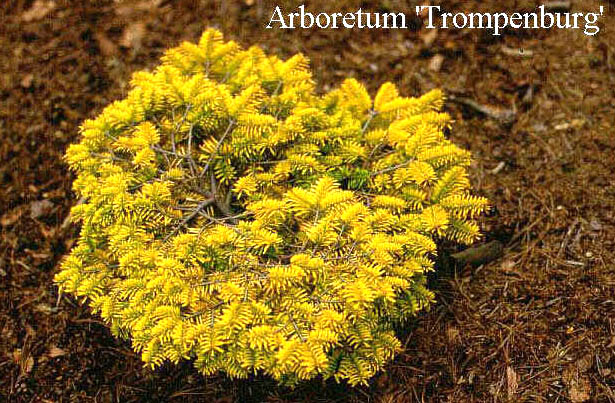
[55,28,488,386]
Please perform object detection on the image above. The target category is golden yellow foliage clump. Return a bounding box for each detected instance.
[55,29,488,386]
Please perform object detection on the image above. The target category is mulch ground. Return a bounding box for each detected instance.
[1,0,614,401]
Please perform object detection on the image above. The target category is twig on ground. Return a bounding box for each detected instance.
[545,1,572,11]
[449,95,517,126]
[507,214,549,246]
[451,240,504,267]
[557,218,579,258]
[490,161,506,174]
[501,46,534,58]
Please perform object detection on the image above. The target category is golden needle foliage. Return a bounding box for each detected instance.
[55,29,488,386]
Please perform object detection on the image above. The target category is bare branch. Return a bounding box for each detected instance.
[163,197,215,242]
[199,119,236,178]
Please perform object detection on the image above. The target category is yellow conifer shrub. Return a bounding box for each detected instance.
[55,29,488,386]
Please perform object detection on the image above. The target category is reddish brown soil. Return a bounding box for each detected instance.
[1,1,614,401]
